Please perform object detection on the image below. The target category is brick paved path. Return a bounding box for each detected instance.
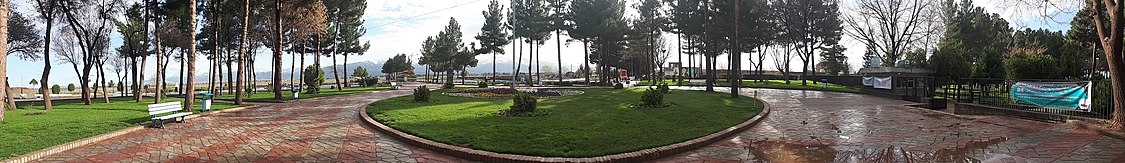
[35,84,467,162]
[653,87,1125,163]
[32,86,1125,162]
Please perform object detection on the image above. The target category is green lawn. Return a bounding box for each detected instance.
[366,88,763,157]
[0,97,244,160]
[214,86,391,102]
[638,79,862,93]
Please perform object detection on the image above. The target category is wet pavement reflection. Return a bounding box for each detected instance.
[652,87,1125,163]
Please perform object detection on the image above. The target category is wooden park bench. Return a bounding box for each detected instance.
[148,102,193,128]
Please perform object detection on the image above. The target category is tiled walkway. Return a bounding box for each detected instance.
[31,86,1125,162]
[653,87,1125,163]
[34,84,465,162]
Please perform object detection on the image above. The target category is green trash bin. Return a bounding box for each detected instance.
[201,93,214,112]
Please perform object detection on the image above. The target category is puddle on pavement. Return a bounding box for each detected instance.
[746,137,1009,163]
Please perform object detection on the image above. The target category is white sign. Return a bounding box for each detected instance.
[873,77,892,89]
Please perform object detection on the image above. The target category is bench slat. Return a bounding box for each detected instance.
[153,112,193,120]
[148,102,181,108]
[148,102,184,115]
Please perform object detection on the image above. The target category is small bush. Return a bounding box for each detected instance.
[613,83,624,89]
[478,81,489,88]
[640,87,665,107]
[657,83,670,94]
[413,86,431,102]
[560,81,574,86]
[509,92,537,113]
[443,82,455,89]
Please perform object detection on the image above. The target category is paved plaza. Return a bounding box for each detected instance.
[30,86,1125,162]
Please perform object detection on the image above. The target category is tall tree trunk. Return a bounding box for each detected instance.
[272,0,284,99]
[5,78,15,110]
[343,54,349,88]
[226,49,233,94]
[511,38,519,89]
[98,60,109,103]
[0,0,7,121]
[492,52,497,84]
[235,0,248,104]
[179,50,185,95]
[185,0,198,111]
[731,1,740,97]
[299,40,306,93]
[535,42,540,85]
[291,49,296,90]
[515,39,523,87]
[130,57,138,101]
[676,34,682,86]
[527,41,533,86]
[556,30,562,84]
[583,41,589,85]
[154,8,164,103]
[140,56,148,100]
[40,15,53,111]
[705,55,713,92]
[331,51,341,90]
[331,19,343,90]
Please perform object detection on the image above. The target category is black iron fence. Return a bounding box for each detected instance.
[936,78,1114,120]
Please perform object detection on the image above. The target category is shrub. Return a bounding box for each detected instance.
[302,65,325,94]
[657,83,670,94]
[640,87,664,107]
[51,84,61,94]
[613,83,624,89]
[443,82,455,89]
[478,81,489,88]
[560,81,574,86]
[1004,52,1058,80]
[509,92,537,113]
[413,85,431,102]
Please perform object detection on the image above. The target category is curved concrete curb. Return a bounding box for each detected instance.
[358,94,771,162]
[1,105,260,163]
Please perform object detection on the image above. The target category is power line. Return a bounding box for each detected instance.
[372,0,486,28]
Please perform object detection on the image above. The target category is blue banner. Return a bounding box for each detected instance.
[1009,81,1092,112]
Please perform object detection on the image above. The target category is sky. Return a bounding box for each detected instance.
[4,0,1082,88]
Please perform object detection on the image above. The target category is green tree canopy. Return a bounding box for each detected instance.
[353,66,369,78]
[52,84,61,94]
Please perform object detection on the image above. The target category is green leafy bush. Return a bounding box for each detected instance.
[509,92,537,113]
[1004,51,1057,80]
[443,82,455,89]
[302,65,325,93]
[657,83,670,94]
[51,84,61,94]
[478,81,489,88]
[413,85,431,102]
[640,87,665,107]
[613,83,624,89]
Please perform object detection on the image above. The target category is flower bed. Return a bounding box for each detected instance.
[446,88,584,98]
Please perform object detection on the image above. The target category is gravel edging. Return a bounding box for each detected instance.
[358,94,771,162]
[1,105,260,163]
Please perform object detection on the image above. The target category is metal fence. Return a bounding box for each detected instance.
[936,78,1114,120]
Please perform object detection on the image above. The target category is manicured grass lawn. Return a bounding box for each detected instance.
[638,79,862,93]
[0,97,244,159]
[214,86,391,102]
[365,88,763,157]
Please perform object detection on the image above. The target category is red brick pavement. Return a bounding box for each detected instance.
[29,85,1125,163]
[34,84,470,163]
[651,87,1125,163]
